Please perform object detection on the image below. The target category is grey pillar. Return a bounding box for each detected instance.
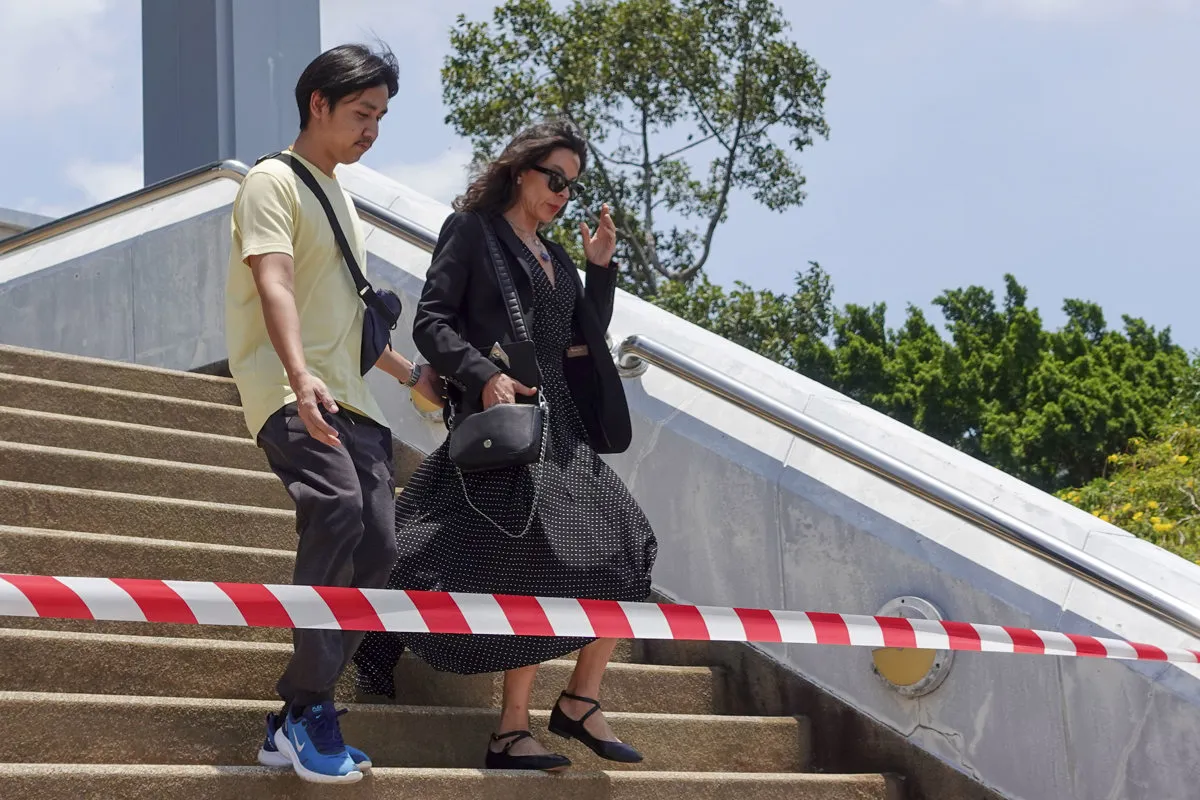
[142,0,320,185]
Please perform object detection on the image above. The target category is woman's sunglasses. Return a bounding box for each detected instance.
[530,165,584,197]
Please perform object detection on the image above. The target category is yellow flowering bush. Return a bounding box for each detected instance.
[1057,421,1200,561]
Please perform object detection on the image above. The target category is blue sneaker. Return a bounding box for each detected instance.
[258,711,372,772]
[271,704,363,784]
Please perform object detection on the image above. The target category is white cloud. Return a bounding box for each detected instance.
[938,0,1199,20]
[0,0,125,116]
[19,156,144,218]
[64,156,144,204]
[377,148,473,205]
[321,0,505,92]
[19,199,75,220]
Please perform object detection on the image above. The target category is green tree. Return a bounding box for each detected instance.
[652,266,1191,492]
[840,277,1188,491]
[984,306,1189,489]
[651,261,836,381]
[1166,352,1200,425]
[442,0,830,295]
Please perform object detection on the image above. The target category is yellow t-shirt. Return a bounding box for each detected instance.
[224,150,387,439]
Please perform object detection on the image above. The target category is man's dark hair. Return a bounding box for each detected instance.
[294,44,400,130]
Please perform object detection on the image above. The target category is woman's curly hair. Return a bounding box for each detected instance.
[453,118,588,216]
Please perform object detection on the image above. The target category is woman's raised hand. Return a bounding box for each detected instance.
[580,203,617,266]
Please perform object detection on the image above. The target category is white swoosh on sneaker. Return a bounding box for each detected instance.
[297,740,307,753]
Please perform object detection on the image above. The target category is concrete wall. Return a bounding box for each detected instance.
[0,184,237,369]
[3,167,1200,800]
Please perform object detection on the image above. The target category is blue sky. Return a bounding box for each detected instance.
[2,0,1197,349]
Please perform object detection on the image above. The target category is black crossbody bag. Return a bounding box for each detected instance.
[446,215,550,538]
[261,151,402,374]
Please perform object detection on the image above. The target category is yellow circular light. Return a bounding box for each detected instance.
[872,647,937,687]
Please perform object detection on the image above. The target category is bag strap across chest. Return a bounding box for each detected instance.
[478,213,532,343]
[260,151,389,318]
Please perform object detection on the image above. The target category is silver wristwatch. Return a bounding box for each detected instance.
[403,362,423,388]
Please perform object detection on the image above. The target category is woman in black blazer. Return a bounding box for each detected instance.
[354,119,658,771]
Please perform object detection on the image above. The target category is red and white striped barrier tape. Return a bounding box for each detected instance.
[2,573,1197,664]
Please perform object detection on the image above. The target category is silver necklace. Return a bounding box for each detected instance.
[507,218,551,264]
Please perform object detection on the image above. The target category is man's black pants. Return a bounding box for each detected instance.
[257,402,397,705]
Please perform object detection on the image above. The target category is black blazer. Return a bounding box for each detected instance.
[413,210,633,454]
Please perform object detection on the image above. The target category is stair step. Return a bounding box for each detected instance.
[0,616,292,643]
[0,629,714,713]
[0,693,810,773]
[0,373,248,438]
[0,616,637,660]
[387,646,652,706]
[0,406,267,471]
[0,442,289,509]
[563,638,635,662]
[0,481,294,549]
[0,526,295,584]
[0,765,899,800]
[0,344,240,405]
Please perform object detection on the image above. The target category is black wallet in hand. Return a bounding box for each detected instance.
[488,339,541,403]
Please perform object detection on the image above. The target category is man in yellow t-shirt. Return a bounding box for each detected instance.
[224,43,441,786]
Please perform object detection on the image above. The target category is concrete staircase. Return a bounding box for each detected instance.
[0,344,903,799]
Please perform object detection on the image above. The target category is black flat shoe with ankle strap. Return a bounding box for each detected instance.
[548,692,644,763]
[484,730,572,772]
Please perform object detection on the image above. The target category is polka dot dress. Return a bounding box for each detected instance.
[354,243,658,689]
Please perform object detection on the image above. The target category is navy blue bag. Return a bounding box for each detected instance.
[265,152,401,374]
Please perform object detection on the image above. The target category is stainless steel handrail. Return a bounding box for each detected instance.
[615,333,1200,640]
[0,159,439,258]
[7,157,1195,639]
